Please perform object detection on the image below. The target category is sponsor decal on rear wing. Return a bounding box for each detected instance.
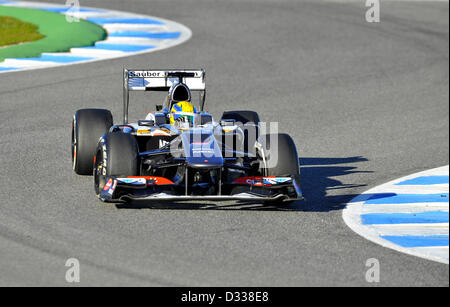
[122,68,206,124]
[125,69,206,91]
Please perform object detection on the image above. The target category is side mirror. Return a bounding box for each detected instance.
[138,120,155,127]
[156,104,163,111]
[220,119,236,126]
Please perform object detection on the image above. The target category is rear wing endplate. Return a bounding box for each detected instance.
[123,69,206,124]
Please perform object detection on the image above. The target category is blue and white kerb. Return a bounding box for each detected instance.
[343,166,449,264]
[0,1,191,73]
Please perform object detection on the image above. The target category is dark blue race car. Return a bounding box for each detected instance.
[71,69,303,204]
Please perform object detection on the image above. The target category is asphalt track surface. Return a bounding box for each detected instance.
[0,0,448,286]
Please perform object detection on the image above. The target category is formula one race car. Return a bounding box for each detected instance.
[71,69,303,204]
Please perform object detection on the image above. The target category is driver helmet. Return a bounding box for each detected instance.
[170,100,198,127]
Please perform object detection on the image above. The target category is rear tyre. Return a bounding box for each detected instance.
[221,110,260,125]
[94,132,139,198]
[221,110,260,155]
[72,109,113,175]
[257,133,300,205]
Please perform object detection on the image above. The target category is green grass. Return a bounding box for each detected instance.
[0,16,45,47]
[0,6,106,62]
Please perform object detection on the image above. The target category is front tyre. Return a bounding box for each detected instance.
[257,133,301,204]
[94,132,139,199]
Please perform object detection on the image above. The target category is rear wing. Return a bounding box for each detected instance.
[123,69,206,124]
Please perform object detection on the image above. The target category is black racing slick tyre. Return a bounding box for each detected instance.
[72,109,113,175]
[94,132,139,197]
[221,110,261,155]
[257,133,300,204]
[258,133,299,177]
[221,110,260,125]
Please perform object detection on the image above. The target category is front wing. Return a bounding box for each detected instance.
[99,176,303,203]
